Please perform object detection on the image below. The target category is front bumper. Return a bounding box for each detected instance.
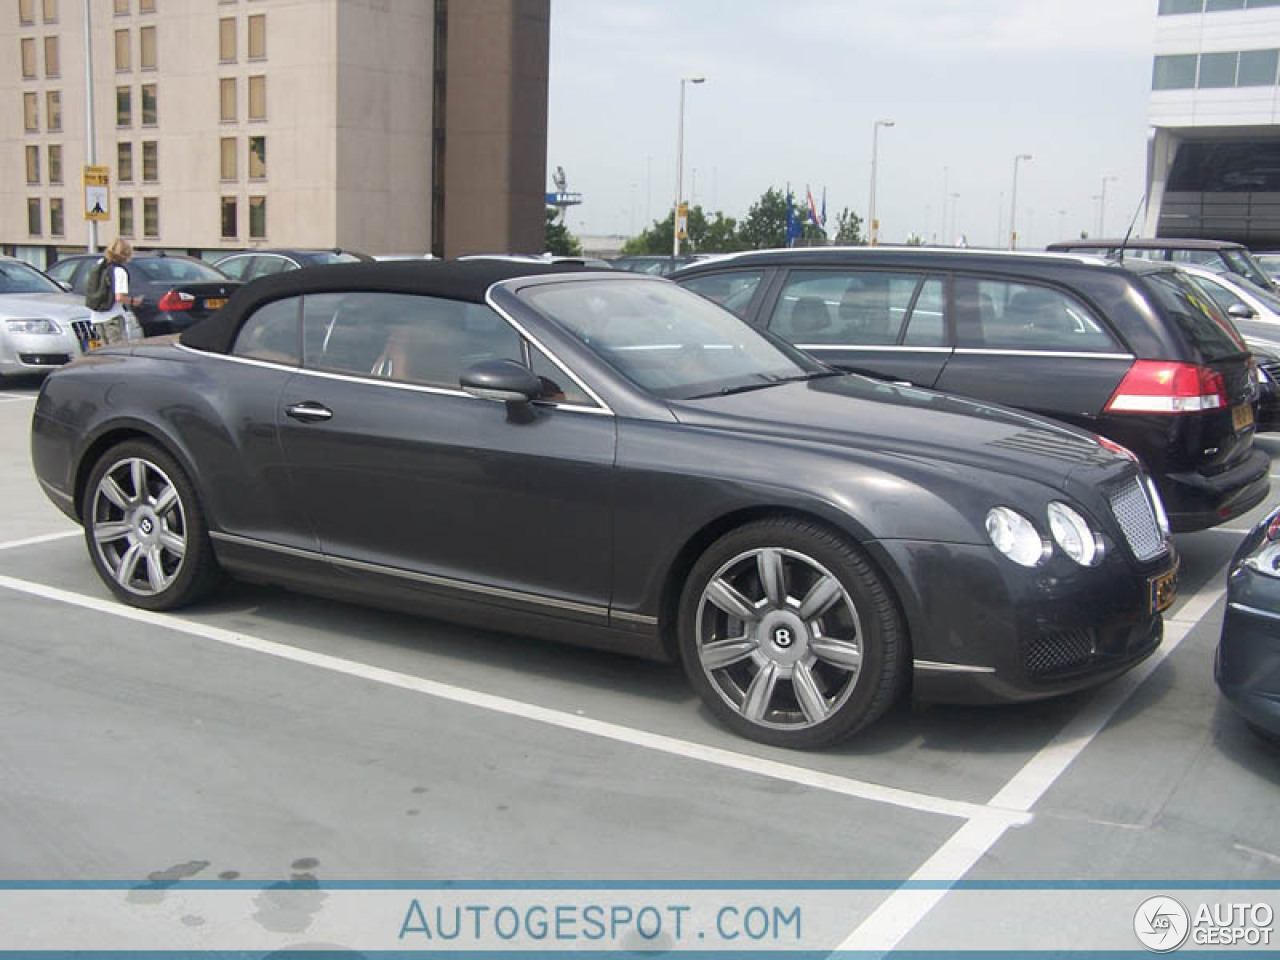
[868,538,1176,705]
[1216,562,1280,737]
[0,330,83,376]
[1162,446,1270,533]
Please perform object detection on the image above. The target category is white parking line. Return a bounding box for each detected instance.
[0,530,80,551]
[0,571,1026,827]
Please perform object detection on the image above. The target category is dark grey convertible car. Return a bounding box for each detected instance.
[32,260,1179,748]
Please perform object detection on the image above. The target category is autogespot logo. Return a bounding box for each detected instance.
[1135,896,1191,952]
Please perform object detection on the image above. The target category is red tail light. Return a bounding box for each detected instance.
[1104,360,1228,414]
[157,289,195,312]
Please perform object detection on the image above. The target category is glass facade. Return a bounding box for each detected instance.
[1154,49,1280,88]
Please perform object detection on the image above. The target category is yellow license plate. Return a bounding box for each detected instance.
[1150,564,1179,615]
[86,337,103,351]
[204,298,227,310]
[1232,403,1254,431]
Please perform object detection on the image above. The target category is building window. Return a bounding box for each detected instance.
[23,91,38,131]
[21,38,36,78]
[1199,50,1238,87]
[115,29,129,71]
[43,34,57,75]
[248,74,265,120]
[27,198,41,235]
[41,0,56,20]
[114,0,128,14]
[220,77,236,121]
[46,89,61,130]
[139,0,154,11]
[19,0,34,24]
[248,135,266,179]
[1238,49,1280,86]
[25,145,40,184]
[116,85,130,126]
[117,142,133,181]
[247,13,265,59]
[49,197,64,236]
[139,25,155,68]
[143,196,159,238]
[1159,0,1203,11]
[142,140,157,181]
[219,17,235,61]
[220,136,237,179]
[221,197,237,238]
[119,196,134,236]
[1207,0,1245,8]
[48,143,61,183]
[1153,54,1198,90]
[249,195,266,238]
[141,82,156,124]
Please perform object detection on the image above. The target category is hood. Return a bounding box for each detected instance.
[0,292,91,321]
[668,374,1128,489]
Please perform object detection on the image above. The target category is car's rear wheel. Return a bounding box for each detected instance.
[82,440,220,610]
[678,517,906,749]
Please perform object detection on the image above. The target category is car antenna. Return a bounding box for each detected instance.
[1116,193,1147,264]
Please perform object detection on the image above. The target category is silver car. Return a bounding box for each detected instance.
[0,257,94,382]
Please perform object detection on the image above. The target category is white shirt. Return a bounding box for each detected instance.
[88,263,130,326]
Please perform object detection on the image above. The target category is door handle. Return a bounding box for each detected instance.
[285,401,333,423]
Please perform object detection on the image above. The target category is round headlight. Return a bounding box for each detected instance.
[1047,501,1104,567]
[985,506,1049,567]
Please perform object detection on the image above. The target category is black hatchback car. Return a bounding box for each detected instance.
[47,253,240,336]
[31,260,1178,748]
[675,248,1270,532]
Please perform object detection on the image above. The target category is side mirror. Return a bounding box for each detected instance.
[460,358,541,404]
[1228,303,1256,320]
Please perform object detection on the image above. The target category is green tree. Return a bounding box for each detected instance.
[622,205,747,255]
[544,208,582,256]
[832,207,863,245]
[738,187,788,249]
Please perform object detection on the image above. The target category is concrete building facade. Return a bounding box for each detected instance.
[1146,0,1280,245]
[2,0,549,267]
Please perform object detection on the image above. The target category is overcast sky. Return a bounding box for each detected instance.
[546,0,1159,248]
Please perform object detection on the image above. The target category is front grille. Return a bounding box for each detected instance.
[1026,629,1097,677]
[18,353,70,366]
[1109,476,1166,562]
[70,319,94,350]
[1260,359,1280,382]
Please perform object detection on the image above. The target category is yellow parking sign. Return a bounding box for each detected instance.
[83,165,110,222]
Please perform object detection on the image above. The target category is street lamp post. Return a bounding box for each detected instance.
[867,119,894,246]
[673,75,705,257]
[1009,153,1032,250]
[1098,175,1118,237]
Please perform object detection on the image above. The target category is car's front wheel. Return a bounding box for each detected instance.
[82,440,220,610]
[678,517,907,749]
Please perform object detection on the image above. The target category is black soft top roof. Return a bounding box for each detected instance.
[179,258,594,354]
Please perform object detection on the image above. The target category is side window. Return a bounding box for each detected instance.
[231,296,301,364]
[769,270,925,346]
[1170,249,1218,267]
[46,259,77,285]
[216,257,251,281]
[248,255,291,279]
[679,270,764,319]
[902,277,947,346]
[528,342,593,406]
[956,279,1120,352]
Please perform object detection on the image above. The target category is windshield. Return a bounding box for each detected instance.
[0,260,63,295]
[1145,271,1248,361]
[133,258,229,283]
[1221,248,1273,288]
[517,278,820,400]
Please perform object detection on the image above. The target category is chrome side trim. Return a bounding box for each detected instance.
[611,610,659,626]
[210,530,611,619]
[913,659,996,675]
[175,343,610,417]
[1228,601,1280,623]
[38,477,75,506]
[796,345,953,354]
[953,349,1134,360]
[209,530,321,561]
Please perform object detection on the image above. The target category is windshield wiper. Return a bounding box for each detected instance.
[686,370,839,399]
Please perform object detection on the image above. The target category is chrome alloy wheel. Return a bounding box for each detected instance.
[694,547,864,731]
[89,457,188,596]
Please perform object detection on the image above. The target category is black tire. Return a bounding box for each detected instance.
[677,516,907,749]
[81,439,221,610]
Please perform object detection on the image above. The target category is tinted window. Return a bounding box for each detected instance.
[215,256,252,281]
[956,279,1120,352]
[903,278,947,346]
[680,270,763,319]
[1144,272,1248,362]
[45,259,79,285]
[231,296,300,364]
[769,270,929,346]
[248,255,293,280]
[0,259,62,294]
[132,257,228,283]
[528,342,593,406]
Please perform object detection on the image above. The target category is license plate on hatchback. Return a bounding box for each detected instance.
[1149,563,1178,615]
[1232,403,1254,432]
[204,297,227,310]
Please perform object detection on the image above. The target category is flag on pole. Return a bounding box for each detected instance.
[821,186,827,227]
[785,184,800,247]
[806,186,821,229]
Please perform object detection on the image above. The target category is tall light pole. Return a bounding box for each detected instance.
[867,119,895,246]
[1009,153,1032,250]
[1098,175,1118,237]
[949,192,960,244]
[673,75,706,257]
[82,0,99,254]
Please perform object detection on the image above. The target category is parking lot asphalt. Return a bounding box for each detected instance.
[1,372,1277,950]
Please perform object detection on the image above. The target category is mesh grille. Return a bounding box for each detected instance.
[1025,629,1096,677]
[1109,477,1166,562]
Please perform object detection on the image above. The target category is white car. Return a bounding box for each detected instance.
[1176,262,1280,327]
[0,256,95,383]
